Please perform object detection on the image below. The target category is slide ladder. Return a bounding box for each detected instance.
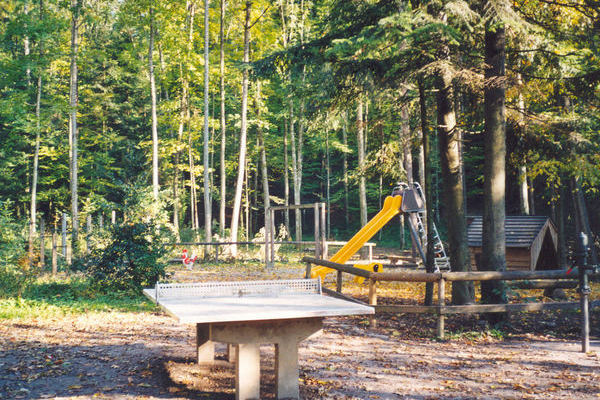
[405,183,450,272]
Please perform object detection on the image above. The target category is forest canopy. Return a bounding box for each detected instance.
[0,0,598,277]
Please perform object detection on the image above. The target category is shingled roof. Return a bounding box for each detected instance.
[467,216,552,248]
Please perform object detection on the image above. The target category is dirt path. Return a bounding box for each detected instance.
[2,265,600,399]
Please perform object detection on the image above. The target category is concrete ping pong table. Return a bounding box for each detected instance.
[143,278,374,400]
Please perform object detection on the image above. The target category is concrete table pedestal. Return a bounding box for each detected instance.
[196,317,323,400]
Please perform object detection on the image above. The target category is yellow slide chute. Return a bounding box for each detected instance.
[311,195,403,281]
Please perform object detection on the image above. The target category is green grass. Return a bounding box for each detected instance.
[0,274,154,320]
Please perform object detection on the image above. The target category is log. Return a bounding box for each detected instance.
[302,257,372,279]
[372,271,441,283]
[509,280,577,290]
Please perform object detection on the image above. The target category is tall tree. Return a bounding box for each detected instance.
[229,1,252,256]
[29,0,45,261]
[149,2,159,201]
[436,57,473,306]
[480,17,508,312]
[219,0,227,236]
[69,0,81,253]
[357,97,367,227]
[203,0,212,241]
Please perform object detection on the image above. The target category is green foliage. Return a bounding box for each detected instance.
[0,275,153,319]
[86,221,172,294]
[0,201,36,298]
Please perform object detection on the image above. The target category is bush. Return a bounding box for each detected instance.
[86,221,173,294]
[0,201,34,297]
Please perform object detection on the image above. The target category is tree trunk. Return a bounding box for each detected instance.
[283,120,290,234]
[289,99,301,241]
[256,82,270,230]
[402,105,415,256]
[325,127,331,238]
[571,177,599,264]
[294,96,305,241]
[219,0,227,236]
[436,67,473,306]
[419,80,435,306]
[516,73,529,215]
[558,184,567,268]
[203,0,212,241]
[29,0,44,261]
[229,1,251,256]
[357,98,367,228]
[342,110,349,230]
[149,4,159,201]
[481,24,508,313]
[401,107,413,183]
[69,0,80,253]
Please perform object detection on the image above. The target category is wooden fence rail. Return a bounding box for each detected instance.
[302,257,598,349]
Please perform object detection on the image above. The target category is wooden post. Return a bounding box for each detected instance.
[39,218,45,268]
[86,214,92,255]
[368,278,377,327]
[314,203,320,259]
[305,263,312,279]
[336,270,343,293]
[51,230,57,275]
[111,210,116,224]
[437,277,446,339]
[61,213,67,257]
[320,202,326,256]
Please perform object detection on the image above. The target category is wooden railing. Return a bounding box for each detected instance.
[302,257,598,344]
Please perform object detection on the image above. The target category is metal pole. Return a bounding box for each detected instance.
[577,232,590,353]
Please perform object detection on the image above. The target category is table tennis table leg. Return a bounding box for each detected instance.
[275,339,300,399]
[236,343,260,400]
[196,323,214,364]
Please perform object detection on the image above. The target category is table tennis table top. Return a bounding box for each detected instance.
[143,278,374,324]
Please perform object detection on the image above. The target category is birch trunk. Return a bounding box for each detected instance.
[419,79,435,305]
[289,100,300,241]
[203,0,212,241]
[283,120,290,234]
[357,98,367,228]
[219,0,227,236]
[516,73,529,215]
[149,4,159,200]
[69,0,80,253]
[342,111,349,229]
[256,82,270,230]
[29,0,44,259]
[229,1,251,256]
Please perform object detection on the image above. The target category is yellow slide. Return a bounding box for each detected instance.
[311,195,403,281]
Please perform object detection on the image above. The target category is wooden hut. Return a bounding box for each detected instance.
[467,216,559,271]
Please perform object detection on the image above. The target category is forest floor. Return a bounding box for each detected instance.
[2,256,600,400]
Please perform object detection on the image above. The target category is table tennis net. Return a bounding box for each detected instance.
[155,278,322,300]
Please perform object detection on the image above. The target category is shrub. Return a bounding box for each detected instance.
[0,201,34,297]
[86,221,173,294]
